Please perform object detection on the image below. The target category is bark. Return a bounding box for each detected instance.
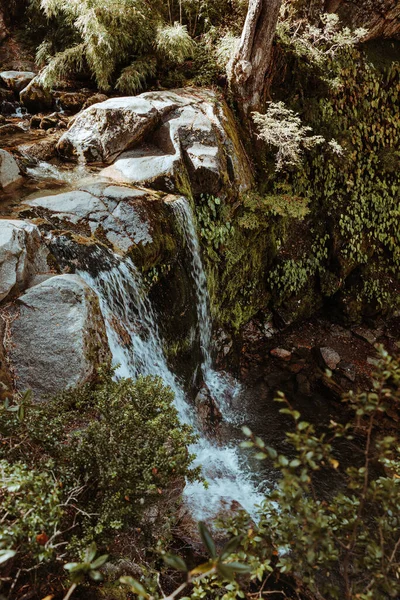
[231,0,283,116]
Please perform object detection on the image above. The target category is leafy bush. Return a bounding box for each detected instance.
[227,346,400,600]
[0,370,200,595]
[0,460,63,568]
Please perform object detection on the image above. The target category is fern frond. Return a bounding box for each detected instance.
[116,57,157,95]
[35,40,53,67]
[155,22,196,64]
[38,43,86,89]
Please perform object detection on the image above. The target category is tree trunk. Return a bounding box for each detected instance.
[231,0,282,117]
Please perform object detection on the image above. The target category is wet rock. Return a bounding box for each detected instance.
[20,78,53,113]
[194,384,223,434]
[29,115,41,128]
[20,180,184,272]
[0,150,22,189]
[270,347,292,361]
[18,131,63,163]
[316,347,341,371]
[9,274,111,399]
[215,329,233,357]
[0,123,25,135]
[57,92,88,114]
[0,71,35,93]
[0,220,47,302]
[39,114,60,130]
[0,88,14,103]
[82,93,108,110]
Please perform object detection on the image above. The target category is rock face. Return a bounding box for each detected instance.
[0,150,22,189]
[304,0,400,41]
[0,71,35,93]
[57,89,253,197]
[9,275,111,399]
[0,220,47,302]
[21,179,182,268]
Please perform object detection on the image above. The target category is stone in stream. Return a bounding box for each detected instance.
[0,71,35,93]
[9,274,111,399]
[194,384,223,435]
[0,220,48,302]
[0,149,22,189]
[20,77,53,113]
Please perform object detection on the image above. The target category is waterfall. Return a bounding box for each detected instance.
[78,248,263,520]
[170,197,240,415]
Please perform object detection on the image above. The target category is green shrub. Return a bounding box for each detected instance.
[0,460,63,567]
[1,372,200,554]
[226,346,400,600]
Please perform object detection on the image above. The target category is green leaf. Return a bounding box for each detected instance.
[190,561,215,575]
[90,554,109,569]
[216,562,236,581]
[163,554,188,571]
[242,426,252,437]
[224,562,251,573]
[220,536,242,560]
[198,522,217,558]
[89,570,103,581]
[0,549,16,564]
[85,542,97,563]
[120,576,149,598]
[64,562,80,572]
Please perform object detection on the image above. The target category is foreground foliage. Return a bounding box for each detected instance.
[0,372,199,595]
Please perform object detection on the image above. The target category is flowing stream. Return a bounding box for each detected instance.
[78,198,264,519]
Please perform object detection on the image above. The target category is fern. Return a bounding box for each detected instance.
[38,44,86,89]
[155,22,196,64]
[116,57,157,94]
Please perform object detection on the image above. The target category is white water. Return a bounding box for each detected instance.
[78,249,263,520]
[170,197,241,416]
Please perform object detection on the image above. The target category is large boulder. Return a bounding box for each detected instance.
[20,77,52,113]
[57,89,253,197]
[9,274,111,399]
[0,150,22,189]
[0,220,47,302]
[0,71,35,93]
[21,179,181,268]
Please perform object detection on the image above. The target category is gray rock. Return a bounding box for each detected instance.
[59,89,253,196]
[24,183,157,254]
[58,96,160,163]
[9,274,110,399]
[352,327,377,345]
[318,347,341,371]
[0,71,35,93]
[0,220,47,302]
[0,150,22,189]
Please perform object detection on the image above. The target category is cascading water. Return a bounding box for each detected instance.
[78,247,263,520]
[170,197,240,416]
